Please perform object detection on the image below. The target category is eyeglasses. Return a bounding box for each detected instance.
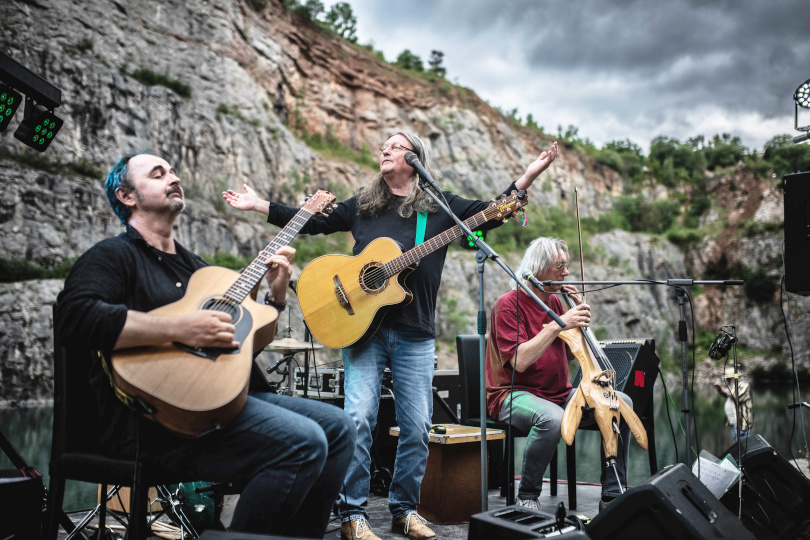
[553,260,569,270]
[379,143,414,153]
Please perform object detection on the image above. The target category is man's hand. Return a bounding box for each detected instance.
[516,141,558,190]
[263,245,295,305]
[561,284,583,306]
[559,302,591,330]
[176,310,239,349]
[222,184,270,214]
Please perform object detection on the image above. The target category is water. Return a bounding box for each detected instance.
[1,380,809,512]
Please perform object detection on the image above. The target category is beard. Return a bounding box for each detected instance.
[166,186,185,213]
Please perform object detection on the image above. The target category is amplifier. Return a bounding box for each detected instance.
[293,367,396,399]
[572,338,659,409]
[294,367,346,399]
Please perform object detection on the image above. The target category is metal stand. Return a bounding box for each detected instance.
[411,178,564,512]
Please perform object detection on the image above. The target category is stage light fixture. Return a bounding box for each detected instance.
[1,51,62,152]
[0,83,22,132]
[795,79,810,109]
[13,98,63,152]
[459,229,487,250]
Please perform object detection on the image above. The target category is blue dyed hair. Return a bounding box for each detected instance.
[105,154,139,224]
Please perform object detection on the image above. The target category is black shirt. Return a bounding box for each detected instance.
[267,183,519,338]
[54,226,208,452]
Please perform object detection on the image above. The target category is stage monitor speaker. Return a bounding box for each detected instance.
[469,505,590,539]
[572,338,659,415]
[586,463,755,540]
[720,434,810,540]
[784,171,810,295]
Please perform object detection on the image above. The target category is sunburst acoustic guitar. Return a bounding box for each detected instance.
[111,190,336,436]
[297,191,529,349]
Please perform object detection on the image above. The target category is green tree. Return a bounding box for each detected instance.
[428,50,446,78]
[395,49,424,72]
[325,2,358,42]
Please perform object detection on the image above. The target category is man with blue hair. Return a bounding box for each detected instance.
[54,153,355,536]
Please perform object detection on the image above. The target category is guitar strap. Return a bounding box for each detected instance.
[98,350,156,417]
[416,211,427,246]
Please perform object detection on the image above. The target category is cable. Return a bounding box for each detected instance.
[658,365,680,463]
[780,242,810,480]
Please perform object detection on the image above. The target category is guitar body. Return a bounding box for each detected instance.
[111,266,279,437]
[297,237,413,349]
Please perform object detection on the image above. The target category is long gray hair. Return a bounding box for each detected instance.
[356,130,442,218]
[514,237,570,291]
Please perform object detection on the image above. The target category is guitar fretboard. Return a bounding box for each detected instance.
[381,197,521,276]
[224,210,313,303]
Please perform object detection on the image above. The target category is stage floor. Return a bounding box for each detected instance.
[57,480,604,539]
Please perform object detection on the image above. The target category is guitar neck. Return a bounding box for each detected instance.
[225,210,313,303]
[383,211,490,276]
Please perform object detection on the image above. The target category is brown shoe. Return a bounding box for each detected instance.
[391,512,436,539]
[340,516,381,540]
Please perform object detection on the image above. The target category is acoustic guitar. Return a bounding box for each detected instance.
[111,190,336,436]
[297,191,529,349]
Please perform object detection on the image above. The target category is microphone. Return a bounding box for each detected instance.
[708,329,737,360]
[404,151,442,193]
[522,271,546,292]
[266,354,293,375]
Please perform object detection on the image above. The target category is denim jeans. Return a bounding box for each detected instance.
[499,388,633,499]
[136,392,355,537]
[337,324,435,521]
[732,428,750,443]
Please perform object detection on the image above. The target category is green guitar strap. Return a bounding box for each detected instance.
[416,211,427,246]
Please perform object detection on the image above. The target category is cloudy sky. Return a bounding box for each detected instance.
[322,0,810,154]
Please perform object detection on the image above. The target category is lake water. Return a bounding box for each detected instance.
[1,379,808,511]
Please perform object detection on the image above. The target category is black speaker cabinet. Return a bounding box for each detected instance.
[721,434,810,540]
[586,463,755,540]
[784,171,810,295]
[469,505,590,539]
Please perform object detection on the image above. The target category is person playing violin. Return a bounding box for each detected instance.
[485,237,632,512]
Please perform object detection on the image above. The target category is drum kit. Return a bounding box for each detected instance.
[262,304,325,396]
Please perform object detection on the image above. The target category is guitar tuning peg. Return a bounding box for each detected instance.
[326,206,334,213]
[299,201,305,207]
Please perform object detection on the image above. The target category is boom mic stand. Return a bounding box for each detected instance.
[544,278,744,468]
[413,176,566,512]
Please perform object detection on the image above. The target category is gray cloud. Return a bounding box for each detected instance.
[330,0,810,151]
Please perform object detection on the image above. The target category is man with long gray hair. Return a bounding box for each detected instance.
[485,237,632,513]
[224,132,557,539]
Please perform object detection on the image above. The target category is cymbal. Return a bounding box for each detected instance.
[265,337,324,352]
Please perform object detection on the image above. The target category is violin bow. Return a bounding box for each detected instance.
[574,187,585,303]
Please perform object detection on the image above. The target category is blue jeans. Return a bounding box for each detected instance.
[498,388,632,499]
[136,392,355,537]
[732,428,750,443]
[337,324,435,521]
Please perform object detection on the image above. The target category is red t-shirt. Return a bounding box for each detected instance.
[486,290,572,419]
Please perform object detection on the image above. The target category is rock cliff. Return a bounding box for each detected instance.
[1,0,807,405]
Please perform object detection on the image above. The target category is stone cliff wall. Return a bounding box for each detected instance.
[1,0,806,404]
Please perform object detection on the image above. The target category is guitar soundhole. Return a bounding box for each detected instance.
[359,262,388,295]
[202,298,241,323]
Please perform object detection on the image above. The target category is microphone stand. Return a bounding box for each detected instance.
[414,177,565,512]
[544,278,744,468]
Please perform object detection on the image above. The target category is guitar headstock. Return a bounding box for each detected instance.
[299,189,337,216]
[485,190,529,221]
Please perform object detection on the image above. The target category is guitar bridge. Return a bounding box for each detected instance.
[333,275,355,315]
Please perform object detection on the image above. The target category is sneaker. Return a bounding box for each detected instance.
[516,497,541,511]
[598,496,616,513]
[340,516,381,540]
[391,512,436,539]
